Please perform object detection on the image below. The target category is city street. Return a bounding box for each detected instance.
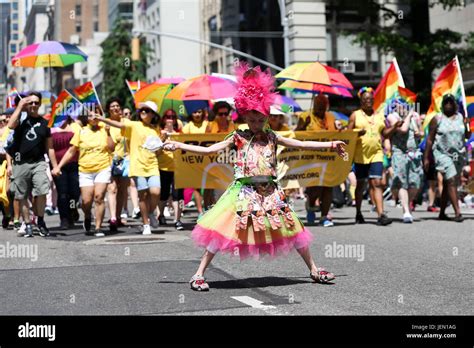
[0,200,472,316]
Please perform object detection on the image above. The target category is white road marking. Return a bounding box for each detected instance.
[231,295,289,315]
[231,296,276,310]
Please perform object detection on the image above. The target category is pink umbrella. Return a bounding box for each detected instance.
[166,74,237,101]
[156,77,185,85]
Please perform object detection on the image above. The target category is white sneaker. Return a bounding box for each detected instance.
[132,207,141,219]
[18,222,26,235]
[142,224,152,235]
[120,212,128,220]
[185,201,195,208]
[163,206,171,217]
[403,213,413,223]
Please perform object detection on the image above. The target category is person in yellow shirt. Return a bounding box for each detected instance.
[182,108,209,216]
[52,113,114,236]
[206,101,236,134]
[294,94,338,227]
[105,97,130,231]
[348,87,402,226]
[97,101,163,236]
[157,109,184,230]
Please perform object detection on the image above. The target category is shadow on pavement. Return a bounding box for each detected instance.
[209,276,315,289]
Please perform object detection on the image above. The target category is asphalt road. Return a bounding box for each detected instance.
[0,199,472,316]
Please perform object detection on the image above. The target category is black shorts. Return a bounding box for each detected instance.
[159,170,184,201]
[426,165,438,181]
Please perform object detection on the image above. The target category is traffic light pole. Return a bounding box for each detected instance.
[131,29,284,72]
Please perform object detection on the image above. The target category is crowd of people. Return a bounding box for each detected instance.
[0,81,471,242]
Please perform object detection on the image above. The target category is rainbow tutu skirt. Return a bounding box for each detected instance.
[192,176,313,260]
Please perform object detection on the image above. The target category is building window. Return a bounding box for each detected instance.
[12,2,18,10]
[10,44,16,54]
[208,16,220,45]
[76,22,81,33]
[12,23,18,31]
[94,21,99,31]
[75,4,81,16]
[12,13,18,20]
[12,33,18,40]
[93,4,99,17]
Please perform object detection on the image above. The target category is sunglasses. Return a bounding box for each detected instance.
[140,108,153,114]
[29,101,40,106]
[164,114,176,118]
[216,112,229,116]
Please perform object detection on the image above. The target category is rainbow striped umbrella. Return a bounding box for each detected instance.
[12,41,87,68]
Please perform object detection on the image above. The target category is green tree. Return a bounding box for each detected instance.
[338,0,474,110]
[100,19,151,110]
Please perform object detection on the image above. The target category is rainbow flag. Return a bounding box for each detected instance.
[48,90,83,127]
[398,86,417,105]
[73,81,102,113]
[125,80,148,96]
[423,56,467,129]
[374,58,405,114]
[467,96,474,132]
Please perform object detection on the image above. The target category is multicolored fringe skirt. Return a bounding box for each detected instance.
[192,176,313,260]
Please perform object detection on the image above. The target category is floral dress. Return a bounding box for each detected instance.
[390,112,424,190]
[192,128,312,260]
[433,113,467,181]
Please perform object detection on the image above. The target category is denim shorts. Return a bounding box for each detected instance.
[354,162,383,180]
[133,175,161,191]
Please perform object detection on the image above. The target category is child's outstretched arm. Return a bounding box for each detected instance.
[277,136,347,158]
[163,137,233,154]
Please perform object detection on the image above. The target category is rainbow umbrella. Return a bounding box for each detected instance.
[278,80,352,98]
[331,111,349,126]
[12,41,87,68]
[273,94,302,112]
[134,82,205,117]
[166,74,237,101]
[275,62,353,89]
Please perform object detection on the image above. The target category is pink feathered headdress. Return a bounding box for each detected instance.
[234,62,277,116]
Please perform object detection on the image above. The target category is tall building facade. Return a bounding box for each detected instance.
[54,0,109,92]
[143,0,202,81]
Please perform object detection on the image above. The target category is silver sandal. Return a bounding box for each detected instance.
[189,275,209,291]
[310,267,335,284]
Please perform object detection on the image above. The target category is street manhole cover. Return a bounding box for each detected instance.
[83,234,189,245]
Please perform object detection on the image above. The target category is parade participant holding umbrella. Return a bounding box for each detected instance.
[348,87,402,226]
[423,94,471,222]
[164,62,347,291]
[94,101,163,235]
[295,94,337,227]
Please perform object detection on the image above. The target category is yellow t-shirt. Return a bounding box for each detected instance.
[207,120,236,134]
[299,111,336,131]
[70,124,112,173]
[122,121,161,177]
[70,122,82,135]
[110,118,131,159]
[353,109,385,164]
[182,120,209,134]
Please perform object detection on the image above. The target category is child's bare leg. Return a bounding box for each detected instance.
[296,246,318,274]
[195,250,216,276]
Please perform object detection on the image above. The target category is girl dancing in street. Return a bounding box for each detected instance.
[164,63,347,291]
